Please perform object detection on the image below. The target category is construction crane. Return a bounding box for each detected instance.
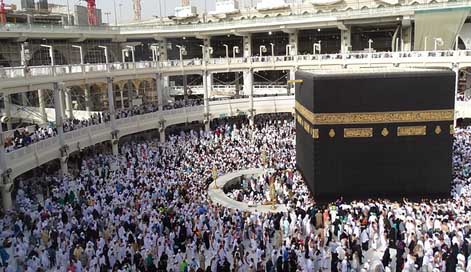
[87,0,98,25]
[133,0,141,21]
[0,0,6,24]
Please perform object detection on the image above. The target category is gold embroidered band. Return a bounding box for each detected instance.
[295,101,454,125]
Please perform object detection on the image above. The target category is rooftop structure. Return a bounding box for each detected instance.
[210,0,239,15]
[256,0,289,10]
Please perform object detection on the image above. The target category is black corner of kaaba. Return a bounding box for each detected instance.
[295,69,455,201]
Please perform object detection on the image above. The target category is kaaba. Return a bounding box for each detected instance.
[295,69,455,200]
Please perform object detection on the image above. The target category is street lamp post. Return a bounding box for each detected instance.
[199,44,205,60]
[198,45,213,61]
[21,43,31,66]
[121,49,127,63]
[40,44,54,66]
[259,45,267,57]
[21,43,26,66]
[113,0,118,25]
[368,39,373,53]
[71,45,83,65]
[98,45,109,64]
[126,45,136,63]
[434,37,444,51]
[119,3,123,24]
[232,46,240,59]
[223,44,229,59]
[158,0,163,23]
[204,0,207,23]
[66,0,71,25]
[286,44,292,56]
[175,45,187,65]
[150,44,159,62]
[313,40,322,55]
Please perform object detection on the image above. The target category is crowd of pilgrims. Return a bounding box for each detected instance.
[456,92,471,101]
[3,99,204,152]
[0,114,470,272]
[225,170,303,206]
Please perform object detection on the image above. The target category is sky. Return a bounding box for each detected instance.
[7,0,279,24]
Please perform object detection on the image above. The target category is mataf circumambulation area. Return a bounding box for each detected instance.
[207,168,288,213]
[295,69,456,200]
[3,0,471,270]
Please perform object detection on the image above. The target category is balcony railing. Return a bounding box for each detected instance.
[2,96,471,179]
[1,97,294,176]
[169,84,289,95]
[1,50,470,82]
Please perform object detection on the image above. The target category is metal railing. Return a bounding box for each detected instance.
[169,84,289,94]
[1,50,471,82]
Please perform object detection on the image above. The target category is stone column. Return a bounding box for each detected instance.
[243,35,252,58]
[158,39,168,61]
[127,80,134,109]
[159,129,165,143]
[203,71,212,132]
[183,74,188,106]
[159,120,166,143]
[60,157,68,176]
[162,76,170,104]
[84,85,91,116]
[0,121,12,210]
[53,84,64,144]
[402,25,413,52]
[341,27,352,53]
[112,139,119,155]
[289,69,296,95]
[65,88,74,119]
[107,77,119,156]
[60,89,67,121]
[38,89,48,123]
[203,37,211,61]
[0,186,12,210]
[156,74,164,111]
[120,90,125,110]
[453,66,460,128]
[3,94,12,131]
[53,82,67,176]
[201,36,211,112]
[244,69,254,126]
[289,31,299,56]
